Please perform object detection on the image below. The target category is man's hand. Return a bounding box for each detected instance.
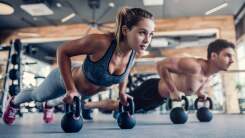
[197,92,208,101]
[170,91,185,101]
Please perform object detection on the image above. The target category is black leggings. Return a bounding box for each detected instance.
[128,78,167,113]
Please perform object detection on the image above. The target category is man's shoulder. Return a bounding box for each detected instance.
[179,57,203,64]
[179,57,204,74]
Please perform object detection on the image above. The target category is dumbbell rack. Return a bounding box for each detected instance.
[0,44,11,116]
[0,39,23,115]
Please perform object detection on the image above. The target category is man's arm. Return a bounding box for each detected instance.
[156,57,202,100]
[195,79,210,99]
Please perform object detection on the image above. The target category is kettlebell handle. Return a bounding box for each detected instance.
[168,96,189,111]
[119,98,135,115]
[64,96,81,118]
[194,97,213,110]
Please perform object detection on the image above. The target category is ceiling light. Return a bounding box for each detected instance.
[205,2,228,15]
[56,3,62,8]
[21,3,54,16]
[61,13,76,23]
[143,0,164,6]
[0,2,14,15]
[108,2,115,7]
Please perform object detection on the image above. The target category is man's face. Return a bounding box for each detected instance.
[213,48,235,71]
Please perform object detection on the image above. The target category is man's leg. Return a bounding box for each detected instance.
[127,78,167,113]
[84,99,119,111]
[84,99,120,119]
[84,78,166,114]
[81,97,93,120]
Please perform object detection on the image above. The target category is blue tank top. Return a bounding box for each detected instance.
[82,39,136,87]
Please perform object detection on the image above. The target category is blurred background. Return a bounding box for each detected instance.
[0,0,244,116]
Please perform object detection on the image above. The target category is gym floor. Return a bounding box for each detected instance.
[0,112,244,138]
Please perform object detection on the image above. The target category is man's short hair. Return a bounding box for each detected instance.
[207,39,235,59]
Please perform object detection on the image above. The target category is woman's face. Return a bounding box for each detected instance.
[124,18,155,55]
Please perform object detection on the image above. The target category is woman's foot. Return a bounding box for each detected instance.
[43,102,54,123]
[3,98,20,125]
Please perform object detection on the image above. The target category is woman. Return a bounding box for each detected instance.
[3,7,155,125]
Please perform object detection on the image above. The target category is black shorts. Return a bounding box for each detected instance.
[128,78,167,113]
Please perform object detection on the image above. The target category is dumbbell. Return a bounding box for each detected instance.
[11,54,20,65]
[194,97,213,122]
[168,96,189,124]
[9,84,20,96]
[14,39,22,52]
[117,98,136,129]
[9,69,19,80]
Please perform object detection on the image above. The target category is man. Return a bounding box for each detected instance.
[83,39,235,115]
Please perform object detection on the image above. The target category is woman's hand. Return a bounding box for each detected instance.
[63,90,80,104]
[119,93,133,106]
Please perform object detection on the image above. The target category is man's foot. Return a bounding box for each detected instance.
[43,102,54,123]
[3,98,20,125]
[82,108,93,120]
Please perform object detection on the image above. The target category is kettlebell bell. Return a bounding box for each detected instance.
[117,98,136,129]
[61,96,83,133]
[168,96,189,124]
[194,97,213,122]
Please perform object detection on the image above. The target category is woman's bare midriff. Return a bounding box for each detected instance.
[71,67,107,96]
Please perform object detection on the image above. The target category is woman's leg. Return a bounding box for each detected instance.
[3,68,66,125]
[13,68,66,105]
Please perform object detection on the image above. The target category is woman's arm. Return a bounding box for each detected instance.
[57,34,109,103]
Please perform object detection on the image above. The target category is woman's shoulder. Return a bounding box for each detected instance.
[86,33,115,47]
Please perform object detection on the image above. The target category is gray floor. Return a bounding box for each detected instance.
[0,112,245,138]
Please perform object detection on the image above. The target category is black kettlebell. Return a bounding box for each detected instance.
[61,96,83,133]
[168,96,189,124]
[117,98,136,129]
[194,97,213,122]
